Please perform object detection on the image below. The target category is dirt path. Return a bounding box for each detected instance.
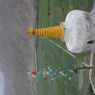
[0,0,37,95]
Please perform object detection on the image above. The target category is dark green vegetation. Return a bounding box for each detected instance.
[36,0,93,95]
[87,84,95,95]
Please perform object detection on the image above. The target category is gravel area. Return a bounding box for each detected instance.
[0,0,37,95]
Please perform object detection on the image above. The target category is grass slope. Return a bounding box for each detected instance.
[36,0,93,95]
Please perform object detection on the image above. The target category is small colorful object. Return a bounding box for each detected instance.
[31,71,38,76]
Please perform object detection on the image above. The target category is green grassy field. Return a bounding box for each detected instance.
[36,0,93,95]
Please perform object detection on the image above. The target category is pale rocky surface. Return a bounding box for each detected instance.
[0,0,37,95]
[89,0,95,93]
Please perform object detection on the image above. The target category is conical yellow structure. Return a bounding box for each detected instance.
[27,25,64,39]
